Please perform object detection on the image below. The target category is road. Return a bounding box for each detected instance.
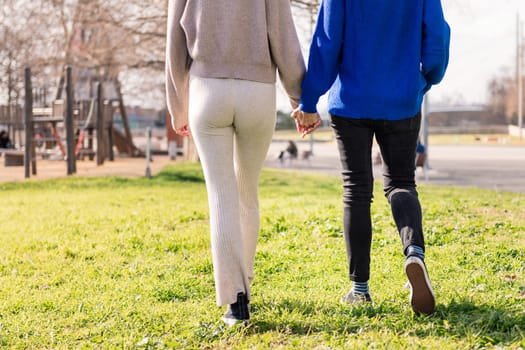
[265,140,525,194]
[1,138,523,194]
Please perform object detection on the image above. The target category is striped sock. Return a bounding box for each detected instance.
[352,281,369,295]
[406,245,425,260]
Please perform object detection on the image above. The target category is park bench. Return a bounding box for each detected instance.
[1,149,24,167]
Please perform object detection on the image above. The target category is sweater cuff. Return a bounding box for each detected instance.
[299,93,319,113]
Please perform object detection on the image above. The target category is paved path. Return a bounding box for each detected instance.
[1,140,523,194]
[0,155,173,183]
[265,140,525,193]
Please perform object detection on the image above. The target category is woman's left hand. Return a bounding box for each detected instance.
[175,125,191,136]
[291,109,321,138]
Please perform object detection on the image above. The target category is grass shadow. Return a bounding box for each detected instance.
[245,297,524,347]
[248,297,387,335]
[154,164,205,183]
[429,298,525,345]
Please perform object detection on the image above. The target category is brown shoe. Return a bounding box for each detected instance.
[405,256,435,315]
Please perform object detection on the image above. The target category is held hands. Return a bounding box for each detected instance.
[291,108,321,138]
[174,108,322,138]
[175,125,191,136]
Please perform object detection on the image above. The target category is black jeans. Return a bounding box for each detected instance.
[331,113,425,282]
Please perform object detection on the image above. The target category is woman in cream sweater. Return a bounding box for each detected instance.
[166,0,318,326]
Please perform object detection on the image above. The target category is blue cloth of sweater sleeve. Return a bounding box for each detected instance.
[422,0,450,92]
[299,0,344,113]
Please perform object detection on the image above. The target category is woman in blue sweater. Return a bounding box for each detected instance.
[295,0,450,314]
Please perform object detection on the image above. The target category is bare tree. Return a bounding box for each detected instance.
[487,70,525,125]
[291,0,321,10]
[0,1,49,106]
[291,0,320,42]
[1,0,320,109]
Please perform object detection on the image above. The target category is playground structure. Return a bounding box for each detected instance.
[0,66,144,178]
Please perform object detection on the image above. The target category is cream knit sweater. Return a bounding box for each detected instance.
[165,0,305,129]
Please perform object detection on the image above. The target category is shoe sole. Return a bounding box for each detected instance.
[341,292,372,304]
[405,257,435,315]
[221,316,250,328]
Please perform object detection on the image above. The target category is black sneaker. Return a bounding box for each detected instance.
[222,292,250,327]
[341,289,372,304]
[405,256,435,315]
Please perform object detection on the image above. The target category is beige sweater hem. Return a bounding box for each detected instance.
[191,61,277,85]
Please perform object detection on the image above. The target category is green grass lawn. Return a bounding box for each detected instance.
[427,134,525,146]
[0,163,524,349]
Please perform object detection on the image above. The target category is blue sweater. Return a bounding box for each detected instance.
[299,0,450,120]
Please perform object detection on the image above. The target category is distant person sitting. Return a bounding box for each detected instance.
[278,140,298,166]
[0,130,13,149]
[285,140,298,159]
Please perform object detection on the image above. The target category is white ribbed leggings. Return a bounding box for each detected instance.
[188,76,276,306]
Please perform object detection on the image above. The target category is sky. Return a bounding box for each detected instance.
[278,0,525,111]
[432,0,525,105]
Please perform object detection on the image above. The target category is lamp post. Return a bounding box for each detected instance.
[145,126,152,178]
[517,13,523,139]
[421,95,429,165]
[308,3,316,154]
